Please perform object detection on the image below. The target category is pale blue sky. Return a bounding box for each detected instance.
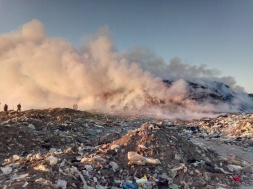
[0,0,252,93]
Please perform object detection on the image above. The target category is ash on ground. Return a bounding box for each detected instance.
[0,109,253,189]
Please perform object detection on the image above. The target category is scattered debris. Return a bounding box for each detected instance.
[0,108,252,188]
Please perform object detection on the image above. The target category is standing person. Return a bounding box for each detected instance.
[4,104,8,112]
[17,103,21,112]
[73,103,78,110]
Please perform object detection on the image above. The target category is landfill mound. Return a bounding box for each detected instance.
[0,109,253,189]
[192,113,253,138]
[163,80,253,112]
[174,113,253,144]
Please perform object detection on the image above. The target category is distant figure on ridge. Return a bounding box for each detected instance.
[73,103,78,110]
[17,103,21,112]
[4,104,8,112]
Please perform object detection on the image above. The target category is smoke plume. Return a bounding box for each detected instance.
[0,20,252,119]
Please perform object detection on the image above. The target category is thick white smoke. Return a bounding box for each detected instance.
[0,20,163,112]
[124,47,244,92]
[0,20,252,119]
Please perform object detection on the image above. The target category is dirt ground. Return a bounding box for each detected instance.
[0,109,252,189]
[191,138,253,164]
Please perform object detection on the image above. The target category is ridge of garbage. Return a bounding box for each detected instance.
[0,109,253,189]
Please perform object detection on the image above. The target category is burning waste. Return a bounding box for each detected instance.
[0,20,253,119]
[1,20,253,189]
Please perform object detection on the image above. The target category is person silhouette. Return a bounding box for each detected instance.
[17,103,21,112]
[4,104,8,112]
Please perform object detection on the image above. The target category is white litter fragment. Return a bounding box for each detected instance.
[22,181,29,187]
[11,173,29,181]
[93,177,98,183]
[138,144,148,149]
[57,179,67,189]
[28,124,35,130]
[85,164,93,172]
[60,159,66,167]
[46,155,58,166]
[227,164,242,172]
[1,166,12,175]
[109,161,119,171]
[94,124,104,128]
[217,167,231,174]
[50,148,63,154]
[135,176,148,186]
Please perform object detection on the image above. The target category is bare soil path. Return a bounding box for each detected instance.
[191,138,253,164]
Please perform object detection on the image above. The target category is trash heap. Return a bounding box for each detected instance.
[182,113,253,137]
[173,113,253,149]
[0,109,253,189]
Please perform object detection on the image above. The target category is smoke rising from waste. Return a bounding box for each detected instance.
[0,20,252,119]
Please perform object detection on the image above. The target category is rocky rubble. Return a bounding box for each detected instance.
[0,109,253,189]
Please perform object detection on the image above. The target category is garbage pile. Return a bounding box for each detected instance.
[0,109,253,189]
[173,113,253,148]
